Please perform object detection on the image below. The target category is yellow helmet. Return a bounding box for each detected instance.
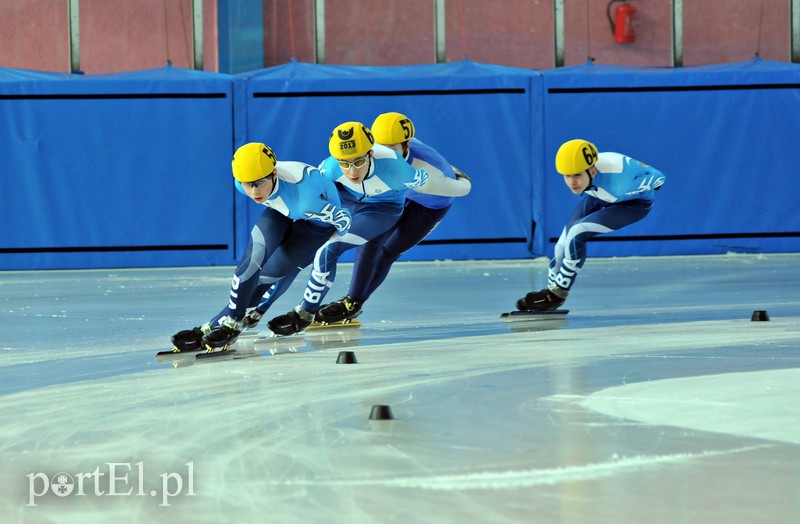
[328,122,375,160]
[371,112,415,145]
[555,139,598,175]
[232,142,277,182]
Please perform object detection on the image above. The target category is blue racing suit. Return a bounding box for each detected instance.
[549,152,666,293]
[291,144,471,314]
[255,145,471,316]
[208,161,350,327]
[349,137,462,301]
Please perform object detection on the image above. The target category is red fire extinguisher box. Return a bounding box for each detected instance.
[608,0,636,43]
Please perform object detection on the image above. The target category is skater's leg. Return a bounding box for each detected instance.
[268,201,402,335]
[207,208,289,327]
[255,268,302,313]
[547,198,600,293]
[348,227,392,301]
[551,199,652,292]
[319,202,450,324]
[243,221,334,326]
[520,198,652,311]
[358,201,450,301]
[300,203,402,314]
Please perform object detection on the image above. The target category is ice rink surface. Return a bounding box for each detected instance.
[2,253,799,523]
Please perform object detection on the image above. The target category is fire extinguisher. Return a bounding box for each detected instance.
[607,0,636,44]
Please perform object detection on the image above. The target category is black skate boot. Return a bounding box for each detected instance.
[267,306,314,336]
[242,308,263,329]
[316,296,363,324]
[516,288,566,311]
[171,325,211,353]
[202,321,243,352]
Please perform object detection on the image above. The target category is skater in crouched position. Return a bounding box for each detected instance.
[171,142,351,352]
[314,111,471,324]
[517,139,666,311]
[266,121,472,336]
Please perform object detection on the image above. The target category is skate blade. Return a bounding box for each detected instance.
[195,348,238,360]
[500,309,569,321]
[306,319,362,331]
[265,328,308,339]
[155,346,202,358]
[202,340,238,353]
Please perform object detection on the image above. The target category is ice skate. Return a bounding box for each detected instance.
[202,319,244,351]
[316,296,363,324]
[516,288,566,312]
[267,306,314,336]
[242,308,263,329]
[170,325,211,353]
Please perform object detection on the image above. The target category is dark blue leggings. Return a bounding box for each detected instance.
[298,198,403,313]
[209,207,334,326]
[349,200,450,301]
[254,200,446,314]
[549,196,653,291]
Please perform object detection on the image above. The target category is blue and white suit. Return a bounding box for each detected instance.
[294,144,471,314]
[349,137,462,301]
[209,161,350,327]
[549,152,666,293]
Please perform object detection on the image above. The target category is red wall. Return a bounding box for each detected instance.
[0,0,218,74]
[0,0,792,73]
[261,0,791,69]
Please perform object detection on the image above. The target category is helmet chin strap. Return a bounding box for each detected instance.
[364,154,374,179]
[266,173,278,197]
[583,168,597,193]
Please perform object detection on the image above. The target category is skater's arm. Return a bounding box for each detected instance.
[301,174,352,235]
[413,165,471,197]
